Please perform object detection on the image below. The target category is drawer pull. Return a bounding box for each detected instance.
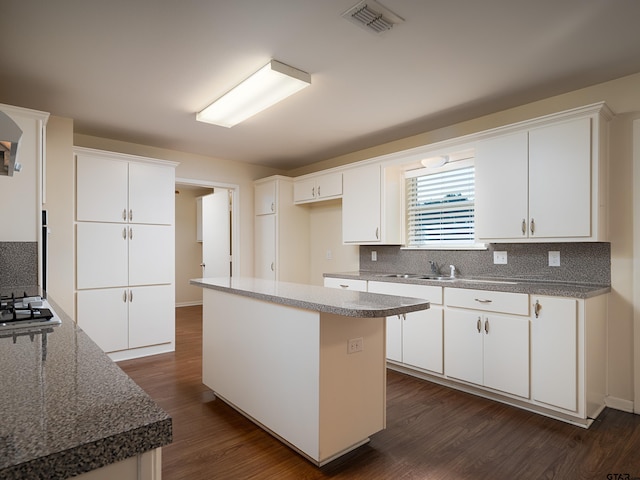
[474,298,492,304]
[339,284,349,288]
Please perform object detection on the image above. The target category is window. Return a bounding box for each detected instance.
[405,161,475,247]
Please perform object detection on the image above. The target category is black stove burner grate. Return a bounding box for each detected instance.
[0,292,54,324]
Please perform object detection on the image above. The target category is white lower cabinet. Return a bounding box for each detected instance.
[529,293,609,423]
[77,285,174,354]
[444,288,530,398]
[444,308,529,398]
[323,277,607,426]
[366,281,443,374]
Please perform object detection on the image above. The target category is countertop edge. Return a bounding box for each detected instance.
[0,293,173,479]
[4,418,172,480]
[323,272,611,299]
[190,279,430,317]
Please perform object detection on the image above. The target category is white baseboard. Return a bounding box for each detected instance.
[176,301,203,308]
[605,395,635,413]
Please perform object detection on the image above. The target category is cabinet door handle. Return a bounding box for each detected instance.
[375,227,379,240]
[484,319,489,334]
[129,290,133,302]
[474,298,492,304]
[476,317,482,333]
[530,218,535,235]
[122,227,127,239]
[123,209,127,221]
[270,262,275,271]
[129,209,133,222]
[123,290,128,302]
[312,187,315,198]
[317,186,321,197]
[534,300,542,318]
[521,219,526,235]
[271,202,275,212]
[129,227,133,240]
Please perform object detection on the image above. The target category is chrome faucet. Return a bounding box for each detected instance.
[449,264,456,278]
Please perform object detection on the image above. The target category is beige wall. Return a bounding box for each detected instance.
[44,116,75,315]
[301,71,640,410]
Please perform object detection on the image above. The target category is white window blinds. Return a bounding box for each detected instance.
[406,165,475,246]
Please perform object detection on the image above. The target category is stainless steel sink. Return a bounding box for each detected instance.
[453,278,519,285]
[418,275,455,281]
[378,273,421,278]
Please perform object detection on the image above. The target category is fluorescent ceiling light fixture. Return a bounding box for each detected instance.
[196,60,311,128]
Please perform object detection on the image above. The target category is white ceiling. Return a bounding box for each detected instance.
[2,0,640,170]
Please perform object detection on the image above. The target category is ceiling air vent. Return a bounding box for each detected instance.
[342,0,404,34]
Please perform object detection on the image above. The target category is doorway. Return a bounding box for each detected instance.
[175,178,240,306]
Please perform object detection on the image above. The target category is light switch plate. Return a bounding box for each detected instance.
[493,251,508,264]
[549,251,561,267]
[371,251,377,261]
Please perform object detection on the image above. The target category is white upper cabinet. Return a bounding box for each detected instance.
[293,172,342,204]
[128,162,175,225]
[0,104,49,242]
[254,179,277,215]
[475,103,612,242]
[342,164,402,244]
[76,149,175,225]
[254,176,309,283]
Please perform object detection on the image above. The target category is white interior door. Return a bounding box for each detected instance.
[202,190,231,277]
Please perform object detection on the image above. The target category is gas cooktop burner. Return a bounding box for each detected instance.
[0,292,62,330]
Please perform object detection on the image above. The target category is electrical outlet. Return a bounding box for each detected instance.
[371,251,377,261]
[326,249,332,260]
[348,337,363,354]
[493,251,508,264]
[549,251,560,267]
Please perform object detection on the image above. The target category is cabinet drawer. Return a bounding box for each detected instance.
[323,277,367,292]
[445,288,529,315]
[367,281,442,305]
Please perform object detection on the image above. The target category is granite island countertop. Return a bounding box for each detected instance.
[324,272,611,299]
[190,277,430,317]
[0,292,172,480]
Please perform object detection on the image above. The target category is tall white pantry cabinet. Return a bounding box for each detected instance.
[74,147,178,361]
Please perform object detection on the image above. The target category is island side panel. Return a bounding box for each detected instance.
[319,312,386,463]
[202,288,321,459]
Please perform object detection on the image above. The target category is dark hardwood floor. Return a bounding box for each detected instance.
[119,305,640,480]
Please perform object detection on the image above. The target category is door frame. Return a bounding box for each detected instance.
[176,177,240,278]
[633,119,640,414]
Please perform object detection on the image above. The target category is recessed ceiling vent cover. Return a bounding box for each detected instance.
[342,0,404,34]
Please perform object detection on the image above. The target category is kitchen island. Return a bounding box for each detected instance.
[0,290,172,480]
[190,277,430,466]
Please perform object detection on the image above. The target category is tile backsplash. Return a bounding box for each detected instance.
[0,242,38,287]
[360,243,610,285]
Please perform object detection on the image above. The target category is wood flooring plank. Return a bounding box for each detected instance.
[118,305,640,480]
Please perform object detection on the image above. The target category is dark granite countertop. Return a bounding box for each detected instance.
[324,272,610,299]
[191,277,430,317]
[0,292,172,480]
